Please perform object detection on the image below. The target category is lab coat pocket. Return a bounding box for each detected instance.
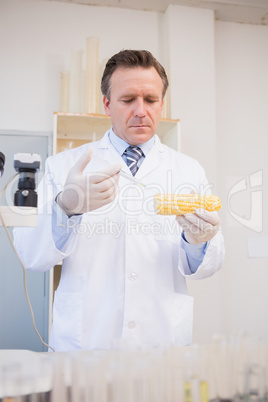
[172,293,194,346]
[52,291,83,351]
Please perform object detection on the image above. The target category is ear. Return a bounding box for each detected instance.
[103,96,111,116]
[160,99,164,113]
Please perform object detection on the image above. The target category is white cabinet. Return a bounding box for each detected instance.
[53,112,180,153]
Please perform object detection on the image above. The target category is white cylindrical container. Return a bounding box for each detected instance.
[70,49,84,113]
[60,71,70,112]
[85,36,99,114]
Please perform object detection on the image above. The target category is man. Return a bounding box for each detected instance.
[14,50,224,352]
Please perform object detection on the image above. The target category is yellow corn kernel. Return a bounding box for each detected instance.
[154,194,221,215]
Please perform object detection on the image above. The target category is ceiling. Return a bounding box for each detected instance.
[44,0,268,25]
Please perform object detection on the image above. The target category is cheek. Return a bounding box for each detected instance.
[124,109,135,122]
[148,109,161,123]
[113,105,130,116]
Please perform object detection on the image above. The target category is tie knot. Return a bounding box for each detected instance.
[123,146,143,176]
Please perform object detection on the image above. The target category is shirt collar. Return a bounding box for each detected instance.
[108,127,155,157]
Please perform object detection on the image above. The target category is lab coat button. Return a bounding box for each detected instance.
[128,321,136,329]
[130,272,138,280]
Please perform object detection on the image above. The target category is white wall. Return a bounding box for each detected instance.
[1,0,268,344]
[162,5,222,344]
[163,6,217,184]
[215,21,268,340]
[0,0,160,132]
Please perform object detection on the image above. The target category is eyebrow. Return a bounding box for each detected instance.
[119,94,160,99]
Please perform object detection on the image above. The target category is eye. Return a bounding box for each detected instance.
[146,99,157,103]
[122,99,133,103]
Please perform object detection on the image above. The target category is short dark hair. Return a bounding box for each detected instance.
[101,49,169,100]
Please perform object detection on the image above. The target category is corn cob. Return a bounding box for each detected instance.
[154,193,221,215]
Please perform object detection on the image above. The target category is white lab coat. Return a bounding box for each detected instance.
[14,132,224,351]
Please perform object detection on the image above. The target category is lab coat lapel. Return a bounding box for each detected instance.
[135,135,167,180]
[95,131,125,166]
[86,131,167,178]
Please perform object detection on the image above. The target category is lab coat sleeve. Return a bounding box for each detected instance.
[13,156,80,272]
[177,157,225,279]
[178,227,225,279]
[180,232,208,273]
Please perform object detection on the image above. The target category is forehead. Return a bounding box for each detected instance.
[110,66,163,95]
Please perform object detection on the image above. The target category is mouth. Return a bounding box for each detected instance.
[130,124,150,128]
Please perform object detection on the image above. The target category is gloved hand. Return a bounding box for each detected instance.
[176,209,220,244]
[56,149,122,216]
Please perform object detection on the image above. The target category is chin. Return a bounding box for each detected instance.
[129,135,154,145]
[129,126,154,136]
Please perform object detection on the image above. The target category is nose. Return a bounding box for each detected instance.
[134,98,146,118]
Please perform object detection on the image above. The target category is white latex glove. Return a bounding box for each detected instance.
[176,209,221,244]
[57,149,122,216]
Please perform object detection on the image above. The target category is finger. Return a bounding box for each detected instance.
[183,213,213,232]
[194,209,220,226]
[176,215,193,230]
[71,148,93,176]
[92,185,118,203]
[88,165,122,184]
[89,182,118,206]
[176,215,203,238]
[94,174,119,192]
[89,178,119,200]
[99,163,122,179]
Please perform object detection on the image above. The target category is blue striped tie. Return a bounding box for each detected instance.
[124,146,143,176]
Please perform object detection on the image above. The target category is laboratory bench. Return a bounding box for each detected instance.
[0,335,267,402]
